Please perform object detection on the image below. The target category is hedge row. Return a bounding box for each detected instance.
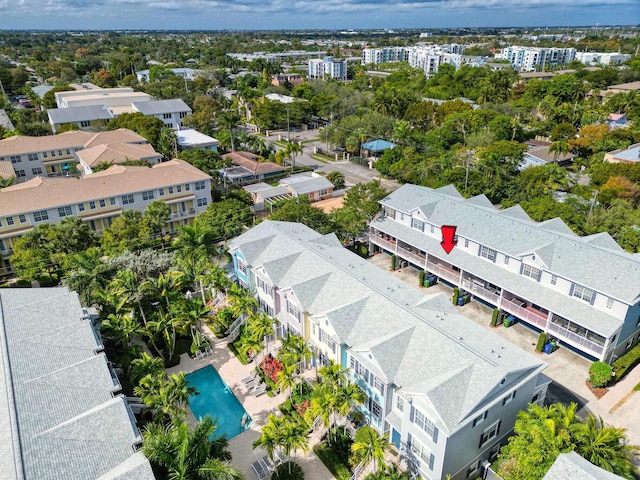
[613,343,640,381]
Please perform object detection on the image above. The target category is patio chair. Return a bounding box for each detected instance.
[204,346,213,356]
[241,372,257,384]
[260,455,275,472]
[252,384,267,397]
[251,460,268,480]
[245,378,259,390]
[195,350,203,360]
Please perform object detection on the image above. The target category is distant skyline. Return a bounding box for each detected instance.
[0,0,638,32]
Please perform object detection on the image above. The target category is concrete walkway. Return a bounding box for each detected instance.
[368,255,640,451]
[166,327,335,479]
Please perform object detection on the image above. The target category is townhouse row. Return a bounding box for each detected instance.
[0,159,212,270]
[228,220,549,480]
[369,184,640,363]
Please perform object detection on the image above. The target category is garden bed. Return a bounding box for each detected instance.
[313,443,352,480]
[586,380,608,399]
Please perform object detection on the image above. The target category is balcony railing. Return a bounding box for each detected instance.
[370,234,397,253]
[396,246,427,269]
[547,323,605,356]
[426,261,461,284]
[500,298,548,329]
[461,278,500,305]
[169,208,196,221]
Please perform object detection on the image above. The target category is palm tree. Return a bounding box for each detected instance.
[143,415,241,480]
[248,312,275,353]
[145,309,186,362]
[284,140,303,169]
[279,416,310,472]
[351,427,394,474]
[109,269,147,325]
[101,312,142,349]
[141,270,184,311]
[573,414,639,479]
[178,298,212,332]
[130,352,165,387]
[276,361,298,399]
[227,283,258,320]
[335,382,366,432]
[278,331,312,371]
[218,110,242,152]
[319,360,347,389]
[548,139,571,162]
[253,413,283,462]
[173,222,219,261]
[135,371,197,421]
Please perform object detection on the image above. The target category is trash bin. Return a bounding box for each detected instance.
[543,343,554,354]
[457,296,465,306]
[504,315,515,328]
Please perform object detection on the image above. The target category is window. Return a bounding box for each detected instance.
[197,198,208,207]
[179,111,187,118]
[110,197,116,206]
[50,150,56,157]
[396,396,404,412]
[466,461,480,479]
[430,225,435,233]
[28,153,38,162]
[57,150,63,156]
[99,199,106,208]
[370,399,382,421]
[158,188,165,196]
[15,170,25,178]
[195,180,206,191]
[408,434,435,470]
[78,203,85,212]
[502,390,516,406]
[237,260,246,275]
[522,264,541,281]
[142,190,154,201]
[185,183,190,191]
[42,151,48,158]
[176,185,182,193]
[6,216,14,226]
[479,421,501,448]
[464,238,469,248]
[121,194,134,205]
[10,155,21,163]
[472,411,488,427]
[287,301,301,321]
[163,113,172,119]
[58,206,72,217]
[412,218,424,231]
[412,407,436,439]
[356,362,369,380]
[168,186,174,194]
[573,284,595,303]
[504,256,510,265]
[606,297,614,309]
[33,210,49,222]
[479,245,497,262]
[373,376,385,394]
[89,201,96,210]
[551,275,557,285]
[66,149,71,155]
[32,167,43,175]
[80,121,90,127]
[18,214,26,223]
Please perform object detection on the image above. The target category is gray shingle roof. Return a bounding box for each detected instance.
[132,98,192,115]
[380,184,640,304]
[229,221,546,434]
[48,104,114,124]
[543,451,626,480]
[0,288,154,480]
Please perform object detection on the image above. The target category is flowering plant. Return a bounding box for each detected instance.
[260,354,283,382]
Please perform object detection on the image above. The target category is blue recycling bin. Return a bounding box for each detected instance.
[543,343,554,354]
[504,315,515,328]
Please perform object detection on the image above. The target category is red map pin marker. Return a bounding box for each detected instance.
[440,225,457,254]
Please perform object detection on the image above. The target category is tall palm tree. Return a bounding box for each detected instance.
[145,309,186,362]
[141,270,184,311]
[284,140,303,169]
[135,371,197,421]
[253,413,283,462]
[130,352,165,387]
[278,331,312,371]
[279,416,310,472]
[307,383,337,439]
[319,360,347,389]
[335,382,366,431]
[227,283,257,320]
[178,298,212,332]
[218,110,242,152]
[173,223,219,261]
[548,139,571,162]
[351,427,393,474]
[143,415,241,480]
[109,269,147,325]
[248,312,275,353]
[276,361,298,399]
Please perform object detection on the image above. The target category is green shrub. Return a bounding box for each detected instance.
[589,361,613,388]
[535,332,548,352]
[452,287,460,306]
[271,461,305,480]
[314,444,351,480]
[613,343,640,382]
[327,427,353,466]
[358,245,368,258]
[390,254,396,270]
[419,270,425,286]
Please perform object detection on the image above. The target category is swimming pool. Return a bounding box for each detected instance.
[186,365,251,439]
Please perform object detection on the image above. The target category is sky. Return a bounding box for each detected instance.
[0,0,638,31]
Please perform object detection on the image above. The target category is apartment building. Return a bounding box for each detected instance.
[362,46,408,65]
[228,220,549,480]
[496,46,576,72]
[0,128,149,182]
[368,184,640,363]
[0,287,155,480]
[407,47,462,76]
[0,159,212,258]
[308,56,348,80]
[132,99,192,129]
[575,52,631,66]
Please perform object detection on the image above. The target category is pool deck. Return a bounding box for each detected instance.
[166,329,334,480]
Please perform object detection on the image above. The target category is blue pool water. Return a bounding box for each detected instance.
[186,365,251,439]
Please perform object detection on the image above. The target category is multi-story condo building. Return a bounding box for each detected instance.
[369,184,640,363]
[228,220,549,480]
[0,128,149,182]
[0,287,155,480]
[308,56,348,81]
[362,47,408,65]
[132,99,192,129]
[575,52,632,66]
[496,46,576,72]
[0,159,211,260]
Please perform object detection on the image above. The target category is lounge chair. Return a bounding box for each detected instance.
[251,460,268,480]
[252,384,267,397]
[241,372,257,384]
[260,455,275,472]
[195,350,203,360]
[204,346,213,356]
[245,379,259,390]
